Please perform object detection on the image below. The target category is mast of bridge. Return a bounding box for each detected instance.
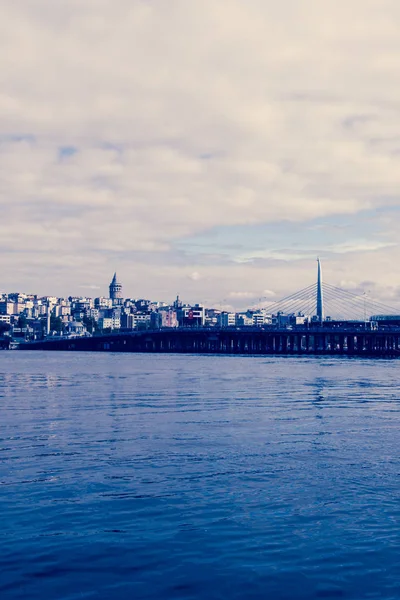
[316,257,324,323]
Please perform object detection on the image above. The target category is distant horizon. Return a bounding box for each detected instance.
[3,263,400,319]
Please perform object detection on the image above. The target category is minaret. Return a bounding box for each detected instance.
[46,301,51,336]
[316,258,324,323]
[109,272,123,305]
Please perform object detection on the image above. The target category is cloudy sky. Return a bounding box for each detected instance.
[1,0,400,309]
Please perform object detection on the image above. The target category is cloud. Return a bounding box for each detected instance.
[188,271,201,281]
[228,291,258,299]
[78,284,101,290]
[1,0,400,306]
[327,240,398,254]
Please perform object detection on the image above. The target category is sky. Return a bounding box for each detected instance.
[1,0,400,310]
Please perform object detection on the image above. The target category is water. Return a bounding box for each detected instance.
[1,352,400,599]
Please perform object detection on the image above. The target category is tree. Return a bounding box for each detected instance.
[17,315,27,328]
[0,322,10,334]
[82,316,99,334]
[50,315,63,334]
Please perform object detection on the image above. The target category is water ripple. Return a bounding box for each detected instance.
[0,352,400,599]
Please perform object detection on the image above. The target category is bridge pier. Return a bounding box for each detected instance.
[20,327,400,357]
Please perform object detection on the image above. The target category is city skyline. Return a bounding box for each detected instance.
[2,1,400,306]
[3,258,400,321]
[2,256,400,315]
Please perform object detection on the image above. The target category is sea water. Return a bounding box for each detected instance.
[1,352,399,599]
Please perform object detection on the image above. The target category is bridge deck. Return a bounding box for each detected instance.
[20,327,400,357]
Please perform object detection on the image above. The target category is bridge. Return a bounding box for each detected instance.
[18,260,400,357]
[20,326,400,356]
[252,258,400,323]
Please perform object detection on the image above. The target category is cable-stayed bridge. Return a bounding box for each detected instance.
[256,259,400,323]
[259,281,400,323]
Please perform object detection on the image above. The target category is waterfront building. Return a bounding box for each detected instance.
[252,313,269,327]
[370,315,400,326]
[276,312,291,328]
[236,313,253,327]
[64,321,88,337]
[177,305,206,327]
[291,313,309,325]
[219,312,236,327]
[158,309,178,328]
[134,314,151,329]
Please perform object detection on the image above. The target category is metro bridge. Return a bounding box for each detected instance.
[252,259,400,324]
[19,260,400,357]
[20,325,400,356]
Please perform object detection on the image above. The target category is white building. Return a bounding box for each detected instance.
[95,297,113,309]
[219,312,236,327]
[64,321,87,336]
[252,312,272,327]
[98,316,121,330]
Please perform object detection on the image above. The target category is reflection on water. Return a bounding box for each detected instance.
[1,352,400,599]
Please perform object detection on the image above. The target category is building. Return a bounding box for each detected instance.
[134,314,151,329]
[370,315,400,326]
[177,305,206,327]
[0,301,15,315]
[134,299,151,312]
[290,314,308,326]
[95,297,113,309]
[109,273,123,305]
[85,308,99,320]
[205,309,220,327]
[252,312,273,327]
[218,312,236,327]
[121,313,136,330]
[98,316,121,331]
[236,313,253,327]
[275,312,291,328]
[157,309,178,328]
[64,321,88,337]
[53,302,71,318]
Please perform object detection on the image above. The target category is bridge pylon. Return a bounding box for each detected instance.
[316,258,324,323]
